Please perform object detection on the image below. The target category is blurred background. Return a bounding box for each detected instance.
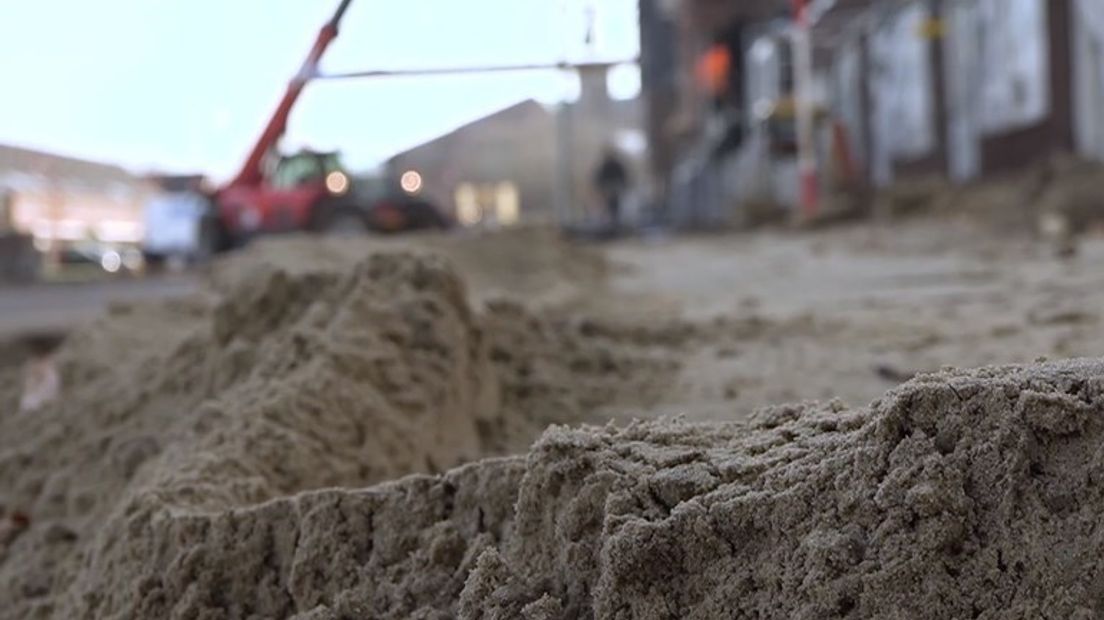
[4,0,1104,334]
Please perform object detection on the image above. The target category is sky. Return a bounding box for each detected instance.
[0,0,639,180]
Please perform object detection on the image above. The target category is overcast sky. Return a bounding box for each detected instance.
[0,0,639,180]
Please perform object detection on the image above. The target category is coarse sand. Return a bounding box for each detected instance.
[4,230,1104,618]
[0,243,681,619]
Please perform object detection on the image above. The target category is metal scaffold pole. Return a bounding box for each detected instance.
[792,0,820,220]
[555,100,576,227]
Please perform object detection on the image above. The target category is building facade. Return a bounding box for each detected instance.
[0,144,153,250]
[387,65,644,228]
[824,0,1079,185]
[641,0,1104,223]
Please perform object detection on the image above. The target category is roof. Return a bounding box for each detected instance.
[388,99,553,162]
[390,90,639,163]
[0,143,148,194]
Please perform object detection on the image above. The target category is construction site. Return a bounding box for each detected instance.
[6,0,1104,618]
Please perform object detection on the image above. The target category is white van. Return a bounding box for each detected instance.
[142,190,208,267]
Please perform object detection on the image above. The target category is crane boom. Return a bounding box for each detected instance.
[226,0,353,189]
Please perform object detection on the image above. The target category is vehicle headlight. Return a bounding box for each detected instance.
[326,171,350,195]
[101,251,122,273]
[122,249,143,271]
[400,170,423,194]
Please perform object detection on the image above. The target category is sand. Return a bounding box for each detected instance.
[870,156,1104,254]
[207,227,608,312]
[5,223,1104,617]
[461,359,1104,618]
[0,237,682,619]
[16,355,1104,618]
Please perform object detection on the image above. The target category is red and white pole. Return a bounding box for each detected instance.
[791,0,819,220]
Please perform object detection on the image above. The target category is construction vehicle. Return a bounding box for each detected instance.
[201,0,449,254]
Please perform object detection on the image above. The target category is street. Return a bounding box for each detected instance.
[0,275,198,339]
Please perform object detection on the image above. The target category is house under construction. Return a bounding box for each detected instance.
[639,0,1104,226]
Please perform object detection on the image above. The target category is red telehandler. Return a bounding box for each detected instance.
[200,0,449,254]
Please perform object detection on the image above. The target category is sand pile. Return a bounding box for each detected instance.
[0,248,679,619]
[209,226,608,310]
[873,156,1104,243]
[21,356,1104,618]
[8,229,1104,618]
[0,338,31,413]
[466,360,1104,618]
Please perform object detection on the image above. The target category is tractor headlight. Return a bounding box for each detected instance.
[400,170,423,194]
[325,171,350,195]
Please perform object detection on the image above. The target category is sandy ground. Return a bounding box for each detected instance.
[6,218,1104,618]
[0,276,198,339]
[594,220,1104,419]
[3,219,1100,421]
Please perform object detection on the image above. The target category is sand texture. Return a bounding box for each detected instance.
[5,223,1104,617]
[464,359,1104,619]
[11,355,1104,618]
[0,247,677,619]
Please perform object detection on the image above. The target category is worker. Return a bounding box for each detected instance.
[593,147,630,232]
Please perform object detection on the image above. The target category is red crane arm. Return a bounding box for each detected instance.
[226,0,353,189]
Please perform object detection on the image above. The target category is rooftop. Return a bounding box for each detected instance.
[0,143,148,194]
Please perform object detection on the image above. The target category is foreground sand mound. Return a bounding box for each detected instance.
[0,250,680,619]
[470,360,1104,618]
[69,458,528,620]
[20,357,1104,618]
